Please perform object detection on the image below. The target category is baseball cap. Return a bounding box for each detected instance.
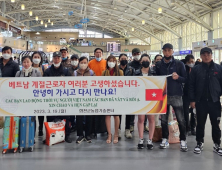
[53,51,62,57]
[162,43,173,50]
[60,47,68,52]
[71,54,79,60]
[132,48,141,54]
[200,47,212,55]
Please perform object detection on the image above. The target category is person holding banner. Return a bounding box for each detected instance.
[133,54,155,149]
[32,51,48,136]
[74,56,95,144]
[189,47,222,156]
[43,51,72,143]
[156,43,188,152]
[118,53,134,139]
[102,55,124,144]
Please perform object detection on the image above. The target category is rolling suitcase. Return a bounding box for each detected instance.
[2,116,20,154]
[19,117,35,153]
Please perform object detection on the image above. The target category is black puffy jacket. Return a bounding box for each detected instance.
[128,60,141,70]
[119,65,134,76]
[43,64,70,77]
[0,58,20,77]
[189,61,222,102]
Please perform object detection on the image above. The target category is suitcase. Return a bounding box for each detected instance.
[19,117,35,153]
[2,116,20,154]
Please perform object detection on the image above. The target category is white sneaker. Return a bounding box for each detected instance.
[138,139,144,149]
[118,129,121,139]
[180,140,188,152]
[194,142,204,154]
[213,144,222,156]
[125,129,132,139]
[160,138,169,149]
[147,139,154,150]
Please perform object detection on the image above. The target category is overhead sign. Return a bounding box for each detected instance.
[179,50,192,55]
[0,76,167,116]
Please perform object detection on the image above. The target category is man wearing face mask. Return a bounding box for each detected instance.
[60,47,71,69]
[0,46,19,77]
[181,55,196,136]
[88,48,106,76]
[68,54,79,76]
[43,51,72,143]
[156,43,188,152]
[129,48,142,70]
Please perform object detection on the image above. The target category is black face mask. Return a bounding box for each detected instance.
[164,56,172,60]
[120,60,128,66]
[142,61,150,68]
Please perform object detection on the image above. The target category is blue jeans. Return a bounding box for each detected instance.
[161,96,186,141]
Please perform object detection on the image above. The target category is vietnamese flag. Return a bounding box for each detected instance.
[146,89,163,101]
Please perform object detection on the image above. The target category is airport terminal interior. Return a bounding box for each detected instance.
[0,0,222,169]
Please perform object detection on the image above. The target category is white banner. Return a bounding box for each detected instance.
[0,76,167,116]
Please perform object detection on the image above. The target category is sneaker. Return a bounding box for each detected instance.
[38,130,43,137]
[213,144,222,156]
[130,125,134,132]
[90,133,97,139]
[85,136,92,143]
[194,142,204,154]
[125,129,132,139]
[180,140,188,152]
[118,129,121,139]
[147,139,154,150]
[65,136,73,143]
[160,138,169,149]
[138,139,144,149]
[144,125,149,132]
[76,136,85,144]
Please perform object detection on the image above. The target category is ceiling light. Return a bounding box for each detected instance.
[142,20,145,25]
[11,0,15,3]
[158,7,162,14]
[114,7,117,9]
[36,32,40,35]
[45,24,47,28]
[21,4,25,10]
[132,27,134,31]
[29,11,33,16]
[48,19,50,23]
[51,22,53,26]
[35,16,38,21]
[41,20,43,25]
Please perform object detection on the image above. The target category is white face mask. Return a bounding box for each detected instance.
[108,62,116,68]
[2,54,11,60]
[134,55,141,61]
[33,59,41,65]
[187,63,195,68]
[53,62,61,67]
[71,60,78,66]
[79,64,88,70]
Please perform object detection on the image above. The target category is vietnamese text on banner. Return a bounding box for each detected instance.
[0,76,167,116]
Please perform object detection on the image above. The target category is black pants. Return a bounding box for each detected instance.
[70,116,76,127]
[119,115,132,130]
[183,95,196,131]
[196,101,221,145]
[130,115,147,126]
[47,116,71,136]
[76,116,93,137]
[161,96,186,141]
[38,116,44,132]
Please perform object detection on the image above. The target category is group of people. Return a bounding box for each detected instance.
[0,43,222,156]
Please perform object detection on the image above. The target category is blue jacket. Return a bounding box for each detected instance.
[155,57,186,96]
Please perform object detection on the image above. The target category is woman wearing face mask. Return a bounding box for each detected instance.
[32,52,47,76]
[133,54,155,150]
[15,56,41,77]
[74,56,95,144]
[102,56,123,144]
[68,54,79,76]
[182,54,196,136]
[31,52,47,137]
